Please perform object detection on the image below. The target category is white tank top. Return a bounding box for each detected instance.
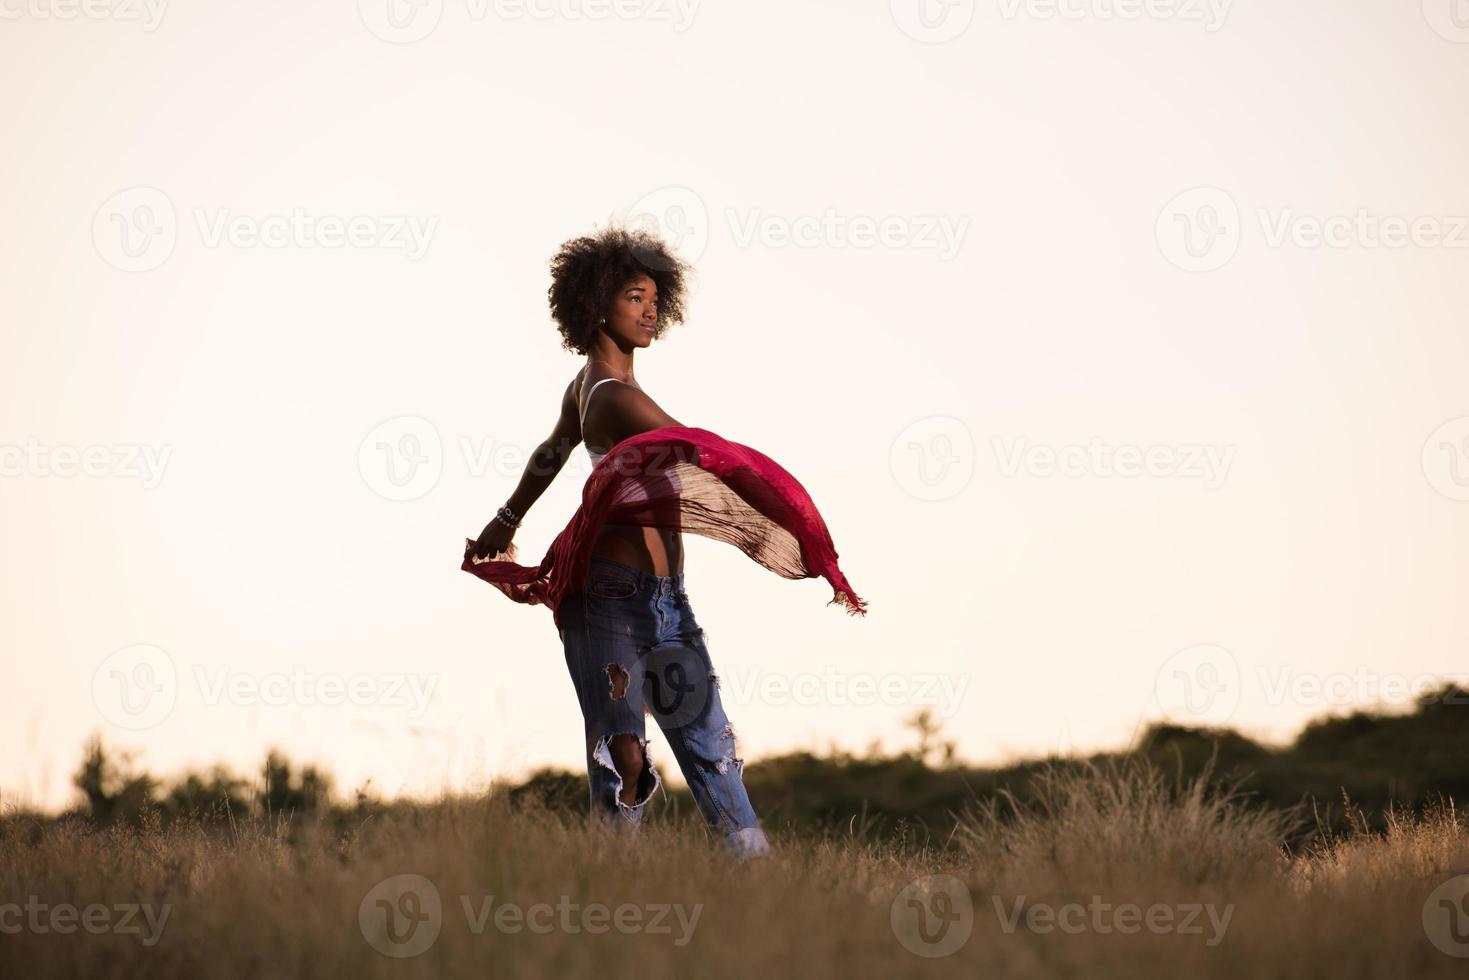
[580,376,627,465]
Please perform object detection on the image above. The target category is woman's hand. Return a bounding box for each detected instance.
[466,517,516,561]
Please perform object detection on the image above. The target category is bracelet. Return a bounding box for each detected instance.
[495,504,522,529]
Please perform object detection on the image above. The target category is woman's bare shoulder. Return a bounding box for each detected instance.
[594,378,678,430]
[561,368,588,418]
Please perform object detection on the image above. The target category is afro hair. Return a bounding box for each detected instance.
[546,222,694,356]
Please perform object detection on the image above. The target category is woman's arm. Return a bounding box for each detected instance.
[466,376,583,559]
[503,375,585,515]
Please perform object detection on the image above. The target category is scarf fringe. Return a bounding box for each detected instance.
[827,588,870,617]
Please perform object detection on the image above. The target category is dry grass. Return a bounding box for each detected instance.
[3,762,1467,979]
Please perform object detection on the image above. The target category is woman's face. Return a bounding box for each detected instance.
[603,274,659,348]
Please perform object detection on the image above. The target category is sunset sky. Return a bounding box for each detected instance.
[3,0,1468,811]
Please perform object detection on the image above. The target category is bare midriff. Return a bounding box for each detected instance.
[590,523,683,577]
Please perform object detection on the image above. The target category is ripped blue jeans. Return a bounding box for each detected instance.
[557,554,771,861]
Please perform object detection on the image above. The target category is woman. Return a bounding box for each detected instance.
[463,224,866,862]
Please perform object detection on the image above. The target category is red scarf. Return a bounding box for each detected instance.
[461,425,868,629]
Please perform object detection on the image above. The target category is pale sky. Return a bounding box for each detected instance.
[3,1,1469,811]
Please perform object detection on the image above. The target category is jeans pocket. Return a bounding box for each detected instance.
[588,576,638,600]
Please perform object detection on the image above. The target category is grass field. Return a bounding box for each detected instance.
[4,760,1468,979]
